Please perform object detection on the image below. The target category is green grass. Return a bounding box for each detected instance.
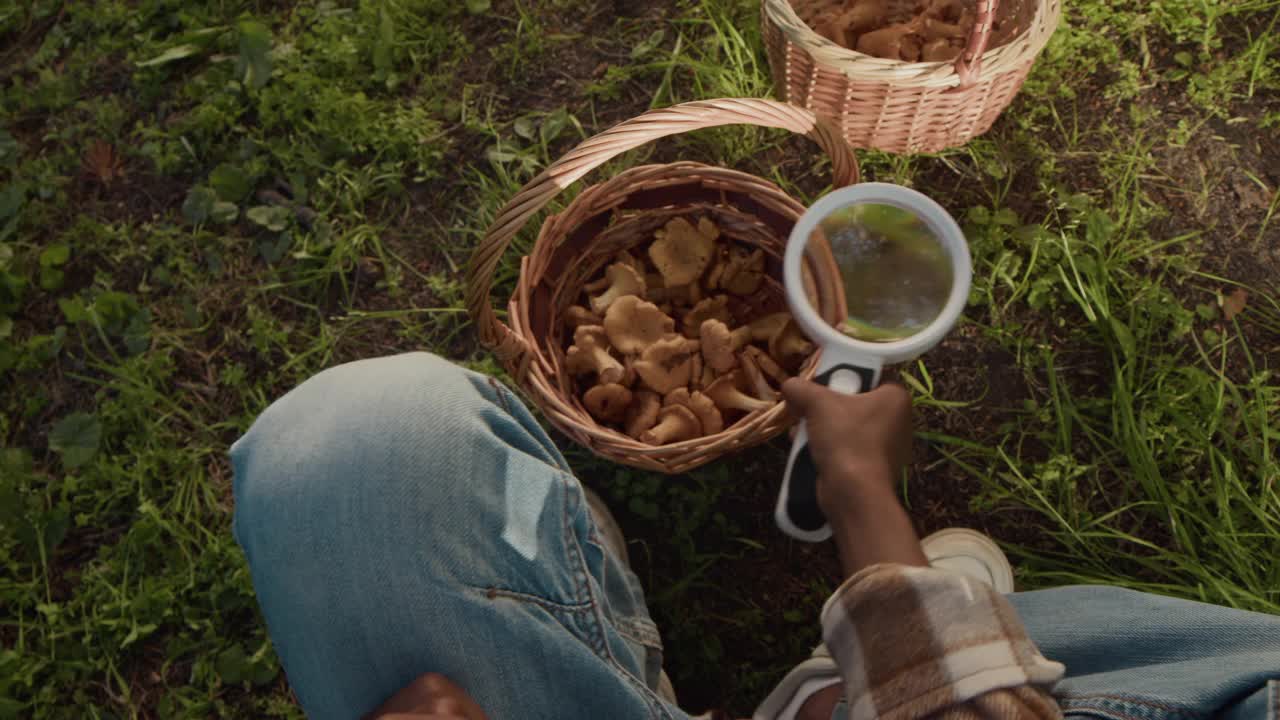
[2,0,1279,717]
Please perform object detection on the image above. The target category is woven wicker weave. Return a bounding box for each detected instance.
[763,0,1061,153]
[465,99,859,474]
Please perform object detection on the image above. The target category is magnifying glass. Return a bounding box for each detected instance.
[777,183,972,542]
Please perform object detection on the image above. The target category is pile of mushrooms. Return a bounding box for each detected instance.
[802,0,1017,62]
[562,216,813,446]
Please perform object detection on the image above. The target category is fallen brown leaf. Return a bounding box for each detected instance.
[1223,288,1248,321]
[82,139,124,185]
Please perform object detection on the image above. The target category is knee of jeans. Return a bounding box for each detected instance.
[229,354,491,534]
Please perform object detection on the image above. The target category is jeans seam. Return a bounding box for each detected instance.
[561,476,671,720]
[471,586,595,612]
[1059,694,1208,720]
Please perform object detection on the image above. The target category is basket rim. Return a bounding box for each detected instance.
[763,0,1062,88]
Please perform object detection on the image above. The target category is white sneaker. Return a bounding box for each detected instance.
[921,528,1015,593]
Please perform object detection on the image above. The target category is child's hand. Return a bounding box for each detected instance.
[781,378,912,519]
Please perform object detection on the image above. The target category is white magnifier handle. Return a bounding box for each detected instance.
[776,353,883,542]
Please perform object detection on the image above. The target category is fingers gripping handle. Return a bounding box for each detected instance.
[776,364,878,542]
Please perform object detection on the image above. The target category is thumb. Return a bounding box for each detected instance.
[781,377,825,418]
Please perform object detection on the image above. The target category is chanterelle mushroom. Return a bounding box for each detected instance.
[624,390,661,439]
[768,318,814,371]
[584,383,633,423]
[649,217,715,287]
[565,325,624,385]
[564,305,602,329]
[604,295,675,355]
[699,319,752,372]
[665,388,724,435]
[589,262,646,315]
[720,248,765,296]
[705,371,775,414]
[634,336,697,394]
[640,404,700,445]
[740,350,778,401]
[748,312,792,342]
[743,345,788,385]
[681,295,733,338]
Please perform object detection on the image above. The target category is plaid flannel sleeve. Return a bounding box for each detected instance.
[821,564,1066,720]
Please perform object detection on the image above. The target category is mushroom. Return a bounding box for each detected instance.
[588,262,646,315]
[565,325,625,385]
[705,371,775,414]
[768,318,814,371]
[665,388,724,435]
[604,295,675,355]
[648,283,693,305]
[584,383,633,423]
[743,345,788,385]
[748,312,792,342]
[740,350,779,401]
[624,391,661,439]
[615,249,643,272]
[856,17,925,60]
[922,37,961,61]
[836,0,889,36]
[720,248,765,296]
[621,355,638,387]
[690,350,703,391]
[564,305,602,329]
[633,336,698,394]
[699,318,752,372]
[697,217,720,241]
[640,404,700,445]
[649,217,715,287]
[681,295,733,338]
[699,364,716,390]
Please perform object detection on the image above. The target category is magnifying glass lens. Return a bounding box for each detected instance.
[811,203,954,342]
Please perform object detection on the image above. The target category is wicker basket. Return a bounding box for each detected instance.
[762,0,1061,153]
[465,99,859,474]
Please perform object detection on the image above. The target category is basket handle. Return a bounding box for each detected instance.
[465,98,859,363]
[954,0,1000,85]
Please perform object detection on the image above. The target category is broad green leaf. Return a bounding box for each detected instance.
[58,296,87,323]
[0,130,18,167]
[0,184,24,242]
[540,107,568,145]
[123,309,151,355]
[513,116,537,140]
[630,29,665,59]
[0,243,11,268]
[246,205,291,232]
[182,186,217,224]
[38,265,63,291]
[257,233,292,263]
[137,43,205,68]
[39,244,69,268]
[48,412,102,469]
[466,0,491,14]
[216,645,250,683]
[210,201,239,224]
[209,165,252,202]
[0,317,10,340]
[40,505,69,552]
[236,20,274,90]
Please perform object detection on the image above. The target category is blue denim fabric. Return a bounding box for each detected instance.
[233,353,1279,720]
[231,353,686,720]
[1009,587,1279,720]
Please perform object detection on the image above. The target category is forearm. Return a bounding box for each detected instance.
[823,461,928,577]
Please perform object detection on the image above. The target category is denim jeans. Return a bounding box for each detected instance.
[231,353,1280,720]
